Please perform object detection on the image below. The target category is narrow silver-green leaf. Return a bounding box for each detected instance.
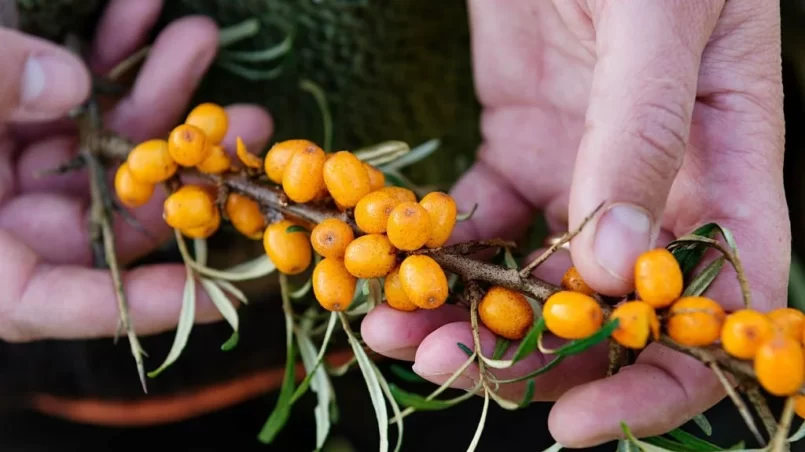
[193,238,208,267]
[467,390,490,452]
[147,270,196,377]
[692,414,713,437]
[541,442,564,452]
[214,279,248,304]
[290,277,313,299]
[682,257,725,297]
[457,203,478,222]
[788,418,805,442]
[789,252,805,311]
[379,139,440,171]
[292,312,339,403]
[200,278,239,350]
[374,366,404,452]
[354,141,410,166]
[295,328,333,450]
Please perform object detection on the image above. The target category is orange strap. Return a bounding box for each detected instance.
[30,349,357,427]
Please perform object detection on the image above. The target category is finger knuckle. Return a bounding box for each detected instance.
[624,95,689,184]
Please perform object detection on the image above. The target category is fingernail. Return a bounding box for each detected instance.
[593,203,654,281]
[20,54,89,114]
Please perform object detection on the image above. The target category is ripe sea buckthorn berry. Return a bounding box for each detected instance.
[310,218,354,259]
[386,202,431,251]
[114,162,154,208]
[196,144,232,174]
[796,395,805,419]
[282,143,327,203]
[354,190,399,234]
[263,139,317,184]
[379,186,417,203]
[163,185,217,230]
[224,193,266,240]
[398,255,448,310]
[560,266,596,296]
[419,192,457,248]
[666,296,725,347]
[343,233,397,278]
[721,309,773,359]
[634,248,683,309]
[384,265,418,312]
[322,151,372,208]
[185,102,228,144]
[235,137,263,170]
[609,301,660,349]
[168,123,209,167]
[478,286,534,340]
[543,291,604,340]
[754,335,805,396]
[181,208,221,239]
[263,219,312,275]
[312,258,357,311]
[767,307,805,341]
[365,163,385,191]
[126,139,177,184]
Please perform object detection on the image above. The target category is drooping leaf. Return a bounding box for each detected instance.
[492,338,511,360]
[788,418,805,442]
[692,414,713,437]
[147,270,197,378]
[667,223,719,277]
[290,277,314,300]
[666,428,726,451]
[214,279,248,304]
[482,317,545,369]
[195,254,277,282]
[621,422,678,452]
[682,257,725,297]
[389,364,426,384]
[221,333,239,351]
[467,391,490,452]
[541,441,564,452]
[200,278,240,351]
[353,141,410,166]
[517,379,535,408]
[552,319,619,357]
[374,367,405,452]
[456,203,478,222]
[295,327,334,450]
[299,79,332,152]
[379,139,440,172]
[641,437,695,452]
[292,312,339,403]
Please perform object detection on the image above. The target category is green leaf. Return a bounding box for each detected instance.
[193,238,208,266]
[456,203,478,222]
[286,225,308,234]
[482,317,546,369]
[257,275,297,444]
[467,391,490,452]
[618,439,642,452]
[290,277,314,300]
[295,327,334,450]
[492,338,511,360]
[682,257,725,297]
[200,278,240,351]
[666,428,725,451]
[503,248,518,270]
[788,252,805,311]
[291,312,339,403]
[389,384,466,410]
[214,279,248,304]
[493,356,564,385]
[641,437,694,452]
[541,442,564,452]
[221,332,239,351]
[388,364,426,384]
[196,254,277,282]
[621,422,676,452]
[147,271,196,378]
[353,141,410,166]
[374,368,405,452]
[667,223,718,276]
[299,79,332,152]
[517,379,535,408]
[788,417,805,442]
[379,139,440,172]
[692,414,713,437]
[457,342,474,357]
[553,318,619,357]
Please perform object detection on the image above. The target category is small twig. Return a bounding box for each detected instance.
[107,46,150,81]
[747,383,778,439]
[607,342,627,377]
[770,397,795,452]
[709,362,765,447]
[34,155,86,178]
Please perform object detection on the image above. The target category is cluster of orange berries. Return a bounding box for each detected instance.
[543,248,805,412]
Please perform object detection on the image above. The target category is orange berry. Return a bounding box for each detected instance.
[168,123,209,167]
[379,186,417,203]
[181,208,221,239]
[263,139,315,184]
[114,162,154,208]
[560,266,596,296]
[365,163,385,191]
[721,309,774,359]
[634,248,683,309]
[754,335,805,396]
[419,192,457,248]
[767,307,805,341]
[282,143,327,203]
[163,185,217,230]
[398,255,449,310]
[322,151,372,208]
[543,291,604,340]
[354,190,400,234]
[609,301,660,349]
[343,234,398,278]
[196,144,232,174]
[263,219,312,275]
[796,395,805,419]
[386,202,431,251]
[384,265,418,312]
[185,102,228,144]
[310,218,354,259]
[666,296,725,347]
[224,193,266,240]
[312,258,357,311]
[235,136,263,170]
[126,139,177,184]
[478,286,534,340]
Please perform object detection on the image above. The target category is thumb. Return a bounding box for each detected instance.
[568,1,724,296]
[0,28,91,122]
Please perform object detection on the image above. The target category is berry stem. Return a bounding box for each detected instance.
[709,362,766,447]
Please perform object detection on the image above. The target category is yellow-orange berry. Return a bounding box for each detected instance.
[379,186,417,203]
[343,234,397,279]
[754,335,805,396]
[263,219,312,275]
[419,192,457,249]
[721,309,774,359]
[322,151,372,208]
[609,301,660,349]
[114,162,154,208]
[185,102,228,144]
[282,143,327,203]
[224,193,266,240]
[235,136,263,170]
[312,258,357,311]
[634,248,683,309]
[181,208,221,239]
[767,307,805,341]
[543,291,604,340]
[386,202,431,251]
[796,395,805,419]
[365,163,385,191]
[560,266,595,296]
[354,190,399,234]
[478,286,534,340]
[163,185,217,230]
[310,218,354,259]
[126,139,177,184]
[398,255,448,310]
[384,265,418,312]
[168,124,209,167]
[263,139,314,184]
[666,296,725,347]
[196,144,232,174]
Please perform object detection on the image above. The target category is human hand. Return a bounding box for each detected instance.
[361,0,789,447]
[0,0,272,342]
